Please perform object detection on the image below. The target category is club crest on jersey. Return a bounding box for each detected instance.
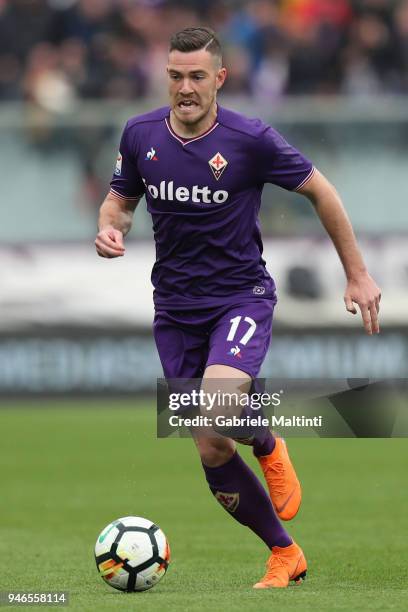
[215,491,239,512]
[209,152,228,180]
[145,147,158,161]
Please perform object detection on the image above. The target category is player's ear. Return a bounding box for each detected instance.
[216,67,227,90]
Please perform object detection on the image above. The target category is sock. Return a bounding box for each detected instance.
[231,405,276,457]
[202,451,292,549]
[248,379,276,456]
[252,429,275,457]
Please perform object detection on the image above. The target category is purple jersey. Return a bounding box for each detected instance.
[110,105,314,310]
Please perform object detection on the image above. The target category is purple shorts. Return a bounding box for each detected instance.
[153,299,275,379]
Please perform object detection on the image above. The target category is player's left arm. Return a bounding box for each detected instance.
[297,168,381,335]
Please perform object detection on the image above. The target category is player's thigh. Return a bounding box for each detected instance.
[201,364,251,416]
[204,363,252,382]
[206,300,275,379]
[194,347,256,465]
[153,311,207,378]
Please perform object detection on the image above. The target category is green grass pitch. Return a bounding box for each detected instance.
[1,401,407,611]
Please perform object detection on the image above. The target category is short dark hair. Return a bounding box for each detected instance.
[169,27,222,65]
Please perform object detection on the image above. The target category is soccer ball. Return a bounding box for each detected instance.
[95,516,170,592]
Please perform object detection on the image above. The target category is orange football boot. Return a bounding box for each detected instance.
[257,437,301,520]
[253,542,307,589]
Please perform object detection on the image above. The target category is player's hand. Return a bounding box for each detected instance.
[344,273,381,335]
[95,227,125,258]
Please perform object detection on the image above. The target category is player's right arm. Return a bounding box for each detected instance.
[96,119,146,258]
[95,191,141,258]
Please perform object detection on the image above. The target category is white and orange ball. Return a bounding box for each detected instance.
[95,516,170,592]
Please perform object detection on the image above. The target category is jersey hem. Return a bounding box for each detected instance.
[153,292,277,311]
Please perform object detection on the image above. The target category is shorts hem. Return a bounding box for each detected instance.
[205,358,257,379]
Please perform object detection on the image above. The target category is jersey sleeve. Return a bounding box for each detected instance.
[257,126,315,191]
[109,122,146,200]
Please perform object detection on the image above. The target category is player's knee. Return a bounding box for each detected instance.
[194,436,235,467]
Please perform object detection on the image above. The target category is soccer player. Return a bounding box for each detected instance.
[95,27,381,588]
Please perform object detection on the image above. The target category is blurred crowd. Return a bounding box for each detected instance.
[1,0,408,108]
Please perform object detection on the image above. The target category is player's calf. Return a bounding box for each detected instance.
[193,431,235,467]
[193,423,295,553]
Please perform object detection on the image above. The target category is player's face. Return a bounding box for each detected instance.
[167,49,226,127]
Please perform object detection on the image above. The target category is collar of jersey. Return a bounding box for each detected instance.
[165,109,219,146]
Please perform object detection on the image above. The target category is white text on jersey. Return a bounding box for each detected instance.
[142,179,228,204]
